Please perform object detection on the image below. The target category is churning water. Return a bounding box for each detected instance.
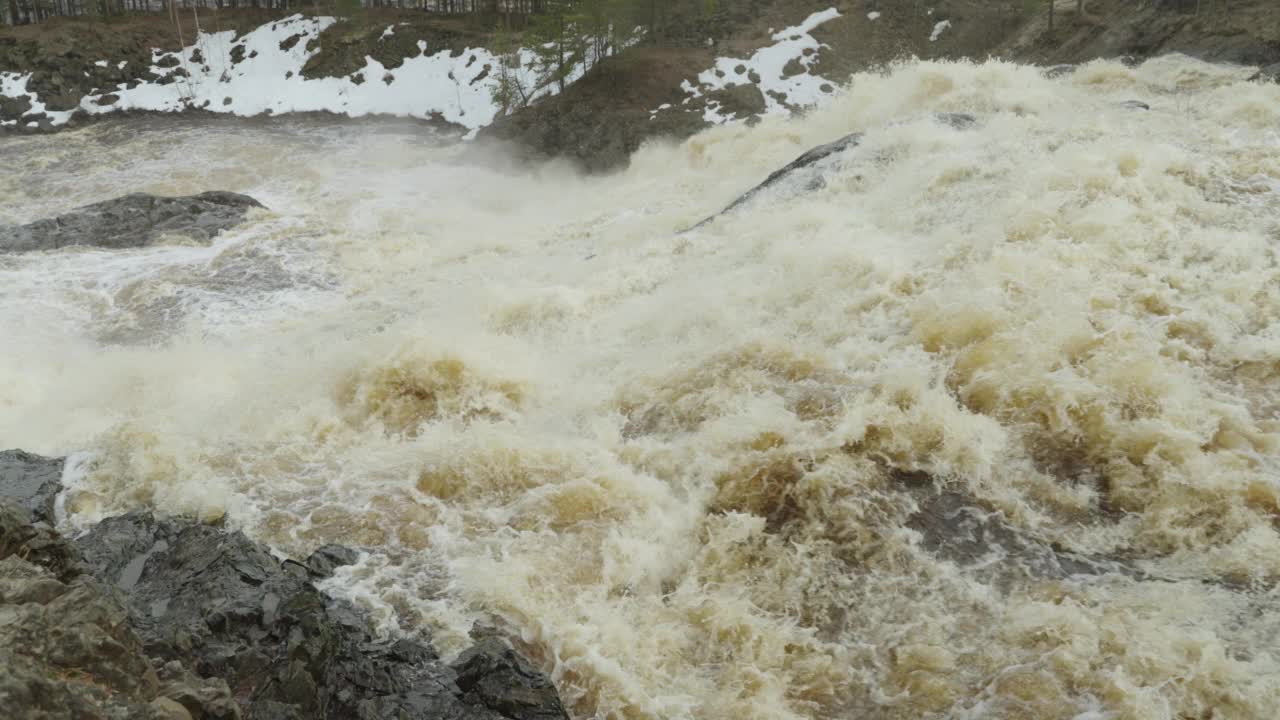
[3,56,1280,720]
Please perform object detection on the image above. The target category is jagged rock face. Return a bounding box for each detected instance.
[0,192,264,253]
[0,502,167,720]
[74,511,569,720]
[0,449,63,523]
[0,451,570,720]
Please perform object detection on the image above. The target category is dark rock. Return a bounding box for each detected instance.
[893,471,1143,586]
[72,511,568,719]
[687,131,864,229]
[0,502,77,579]
[96,93,120,106]
[0,94,33,121]
[190,48,205,65]
[304,544,361,579]
[935,112,977,129]
[453,638,568,720]
[1119,99,1150,110]
[689,112,977,229]
[747,70,762,84]
[279,33,305,52]
[0,449,63,524]
[230,44,247,64]
[1044,63,1077,78]
[155,54,181,69]
[0,501,158,720]
[0,191,265,253]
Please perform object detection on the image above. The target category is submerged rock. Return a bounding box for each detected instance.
[0,192,264,253]
[894,471,1140,586]
[1118,99,1150,110]
[0,451,569,720]
[1247,62,1280,82]
[688,112,976,230]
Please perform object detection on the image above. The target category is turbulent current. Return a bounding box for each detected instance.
[3,57,1280,719]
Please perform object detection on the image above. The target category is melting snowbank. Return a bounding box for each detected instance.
[2,14,604,137]
[659,8,841,124]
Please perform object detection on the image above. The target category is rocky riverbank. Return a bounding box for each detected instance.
[5,1,1280,170]
[0,449,568,720]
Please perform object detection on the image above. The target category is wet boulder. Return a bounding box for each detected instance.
[0,501,162,720]
[74,510,569,720]
[0,191,265,253]
[0,449,63,524]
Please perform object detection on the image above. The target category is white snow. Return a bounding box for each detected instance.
[930,19,951,42]
[93,60,109,67]
[380,24,396,40]
[772,7,841,41]
[0,72,78,127]
[658,8,841,125]
[867,11,881,21]
[2,14,619,137]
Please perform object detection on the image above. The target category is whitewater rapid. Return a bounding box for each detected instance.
[3,56,1280,720]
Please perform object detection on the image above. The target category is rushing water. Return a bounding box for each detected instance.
[3,56,1280,720]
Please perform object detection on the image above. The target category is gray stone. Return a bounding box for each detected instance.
[454,637,568,720]
[0,192,264,253]
[75,511,567,720]
[0,449,63,523]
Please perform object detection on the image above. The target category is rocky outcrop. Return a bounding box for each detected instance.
[0,449,63,522]
[0,450,569,720]
[0,192,264,252]
[478,48,712,173]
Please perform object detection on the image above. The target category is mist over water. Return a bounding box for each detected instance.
[3,56,1280,719]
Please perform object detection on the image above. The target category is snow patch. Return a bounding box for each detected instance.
[867,11,881,21]
[93,60,109,68]
[380,24,396,40]
[2,14,619,137]
[657,8,841,125]
[930,19,951,42]
[0,72,78,127]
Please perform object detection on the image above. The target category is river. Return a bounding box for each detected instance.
[2,56,1279,719]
